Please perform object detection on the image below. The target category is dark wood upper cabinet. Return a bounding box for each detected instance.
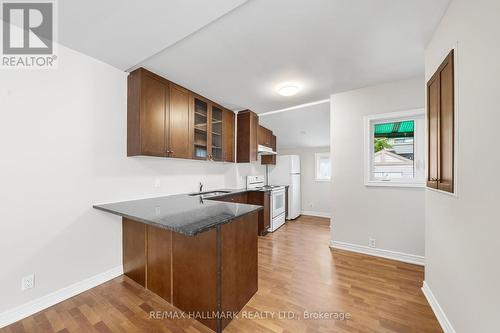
[261,134,276,165]
[223,109,235,162]
[258,125,272,147]
[128,70,168,157]
[427,50,454,193]
[127,68,236,162]
[168,84,192,159]
[193,96,209,160]
[237,110,259,163]
[211,105,224,161]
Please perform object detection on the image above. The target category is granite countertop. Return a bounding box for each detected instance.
[93,189,265,236]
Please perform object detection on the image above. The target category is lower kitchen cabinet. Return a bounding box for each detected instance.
[216,192,247,204]
[122,214,258,333]
[214,191,269,235]
[247,191,270,235]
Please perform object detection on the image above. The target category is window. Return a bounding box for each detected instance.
[315,152,331,181]
[364,110,425,187]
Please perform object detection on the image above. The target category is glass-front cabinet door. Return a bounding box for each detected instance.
[193,98,208,159]
[211,106,223,161]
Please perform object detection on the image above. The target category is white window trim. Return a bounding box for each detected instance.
[315,152,331,182]
[363,109,425,188]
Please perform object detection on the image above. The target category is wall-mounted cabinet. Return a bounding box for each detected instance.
[427,50,454,193]
[258,125,272,147]
[210,105,224,161]
[237,110,259,163]
[127,68,235,162]
[193,96,209,160]
[261,134,276,165]
[222,109,235,162]
[259,125,277,165]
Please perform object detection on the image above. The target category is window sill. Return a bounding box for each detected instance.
[315,178,331,182]
[365,181,425,188]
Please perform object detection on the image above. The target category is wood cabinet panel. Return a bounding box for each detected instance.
[247,191,269,235]
[127,70,141,156]
[237,110,259,163]
[122,218,146,287]
[258,126,267,146]
[168,84,191,159]
[427,78,439,189]
[140,74,167,157]
[438,59,454,193]
[258,126,272,147]
[223,109,235,162]
[147,226,172,302]
[261,134,276,165]
[221,212,258,329]
[427,50,454,193]
[172,229,218,331]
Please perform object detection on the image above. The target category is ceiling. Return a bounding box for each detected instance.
[57,0,248,70]
[259,102,330,149]
[57,0,449,113]
[137,0,449,112]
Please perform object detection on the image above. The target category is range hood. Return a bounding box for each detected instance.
[258,144,277,155]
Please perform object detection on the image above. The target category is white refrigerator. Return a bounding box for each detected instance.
[269,155,301,220]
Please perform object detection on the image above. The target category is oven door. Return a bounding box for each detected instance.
[271,188,286,219]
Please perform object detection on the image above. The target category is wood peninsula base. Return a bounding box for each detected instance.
[122,212,258,332]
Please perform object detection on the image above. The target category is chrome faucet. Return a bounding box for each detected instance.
[199,182,203,193]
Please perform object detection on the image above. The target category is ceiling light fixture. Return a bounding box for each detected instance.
[276,82,301,97]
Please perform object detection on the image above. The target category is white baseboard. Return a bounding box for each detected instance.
[301,210,331,219]
[422,281,456,333]
[0,266,123,328]
[330,240,425,266]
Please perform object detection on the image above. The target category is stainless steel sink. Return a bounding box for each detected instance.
[189,190,231,198]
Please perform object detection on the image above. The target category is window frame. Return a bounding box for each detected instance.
[363,109,425,188]
[315,152,331,182]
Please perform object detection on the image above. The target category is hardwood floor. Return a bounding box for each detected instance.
[1,216,442,333]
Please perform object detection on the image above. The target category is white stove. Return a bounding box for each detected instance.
[246,176,286,232]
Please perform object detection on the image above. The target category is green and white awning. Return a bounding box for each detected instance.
[374,121,414,138]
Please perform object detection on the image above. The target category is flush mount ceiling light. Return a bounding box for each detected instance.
[276,82,301,96]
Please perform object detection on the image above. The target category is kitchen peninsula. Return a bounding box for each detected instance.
[93,191,263,333]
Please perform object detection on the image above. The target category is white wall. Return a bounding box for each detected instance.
[424,0,500,331]
[277,147,331,217]
[330,77,426,257]
[0,45,240,316]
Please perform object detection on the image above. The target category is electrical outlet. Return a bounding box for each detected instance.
[154,178,161,188]
[369,238,376,248]
[21,274,35,291]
